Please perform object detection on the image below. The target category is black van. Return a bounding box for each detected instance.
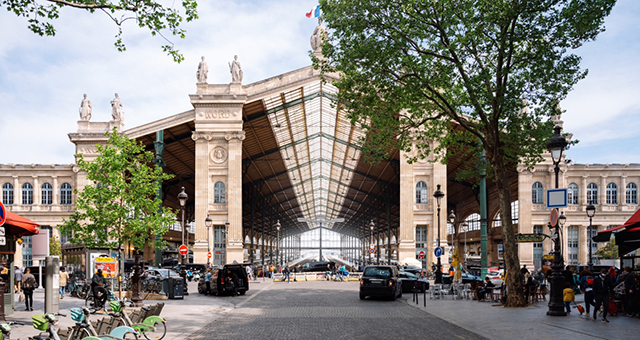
[197,264,249,296]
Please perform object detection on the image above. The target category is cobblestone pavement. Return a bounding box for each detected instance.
[189,281,487,340]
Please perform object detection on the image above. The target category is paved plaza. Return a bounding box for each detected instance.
[4,280,638,339]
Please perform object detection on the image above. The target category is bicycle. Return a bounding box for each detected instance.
[66,307,139,340]
[0,320,26,340]
[107,300,167,340]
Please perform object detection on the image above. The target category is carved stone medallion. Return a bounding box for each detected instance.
[211,147,228,164]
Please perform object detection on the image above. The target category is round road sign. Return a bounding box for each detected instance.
[207,251,212,259]
[0,201,6,227]
[369,248,375,254]
[418,251,425,259]
[370,243,375,249]
[434,247,443,258]
[178,244,188,256]
[550,208,559,227]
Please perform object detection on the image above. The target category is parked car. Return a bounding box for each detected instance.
[143,268,181,280]
[359,265,402,300]
[460,272,483,284]
[402,266,424,276]
[300,261,335,272]
[486,270,504,286]
[398,271,429,293]
[198,264,249,296]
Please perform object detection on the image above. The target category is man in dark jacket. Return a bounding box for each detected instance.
[623,267,636,316]
[593,269,612,323]
[91,269,106,308]
[226,269,240,296]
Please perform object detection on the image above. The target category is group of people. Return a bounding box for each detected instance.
[325,263,349,281]
[566,266,638,323]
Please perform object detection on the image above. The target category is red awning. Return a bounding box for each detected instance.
[4,210,40,237]
[593,208,640,243]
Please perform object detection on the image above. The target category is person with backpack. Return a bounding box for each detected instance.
[21,268,36,311]
[579,269,595,316]
[593,269,612,323]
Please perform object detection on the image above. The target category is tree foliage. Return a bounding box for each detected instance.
[317,0,615,307]
[2,0,199,62]
[60,128,175,254]
[50,235,62,256]
[596,238,618,259]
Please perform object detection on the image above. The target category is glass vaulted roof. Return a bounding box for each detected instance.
[263,81,364,229]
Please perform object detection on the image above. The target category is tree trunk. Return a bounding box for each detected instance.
[492,151,527,307]
[131,250,143,307]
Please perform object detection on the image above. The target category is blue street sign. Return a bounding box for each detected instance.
[547,188,567,208]
[434,247,443,258]
[369,248,375,254]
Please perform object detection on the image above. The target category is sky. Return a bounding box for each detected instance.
[1,1,639,166]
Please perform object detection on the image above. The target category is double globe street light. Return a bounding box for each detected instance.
[433,184,445,284]
[586,203,596,272]
[178,187,188,265]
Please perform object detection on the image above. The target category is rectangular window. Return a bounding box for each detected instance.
[567,226,579,265]
[23,236,33,267]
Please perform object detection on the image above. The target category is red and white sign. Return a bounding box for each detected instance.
[418,251,425,259]
[178,244,188,256]
[207,251,212,259]
[370,243,375,249]
[0,201,6,227]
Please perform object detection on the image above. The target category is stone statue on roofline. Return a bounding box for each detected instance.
[111,93,124,121]
[229,55,243,83]
[310,18,328,52]
[79,94,92,121]
[197,56,208,83]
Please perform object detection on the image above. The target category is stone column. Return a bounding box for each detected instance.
[621,176,627,206]
[52,175,58,206]
[32,175,39,206]
[225,131,245,264]
[12,176,19,205]
[191,131,212,264]
[517,165,534,266]
[397,149,416,263]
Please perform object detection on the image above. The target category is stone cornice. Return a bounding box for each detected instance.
[225,131,246,142]
[124,110,195,140]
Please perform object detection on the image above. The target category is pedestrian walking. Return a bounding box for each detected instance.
[22,268,36,311]
[14,266,22,293]
[521,264,529,276]
[59,266,69,299]
[579,269,595,315]
[563,282,575,314]
[622,267,636,316]
[283,265,290,283]
[593,269,612,323]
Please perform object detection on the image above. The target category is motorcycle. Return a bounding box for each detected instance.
[193,271,201,282]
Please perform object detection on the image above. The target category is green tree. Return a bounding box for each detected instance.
[595,239,618,259]
[2,0,198,62]
[60,128,175,296]
[317,0,615,307]
[50,235,62,256]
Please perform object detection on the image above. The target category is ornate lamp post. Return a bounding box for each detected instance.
[224,220,230,264]
[205,214,212,266]
[433,184,445,284]
[275,220,281,267]
[586,204,596,271]
[448,210,456,272]
[547,211,567,316]
[178,187,188,264]
[546,125,568,316]
[462,221,468,269]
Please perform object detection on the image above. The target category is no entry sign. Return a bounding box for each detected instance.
[418,250,425,259]
[179,244,188,255]
[207,251,212,259]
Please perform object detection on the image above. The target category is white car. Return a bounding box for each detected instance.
[486,270,504,286]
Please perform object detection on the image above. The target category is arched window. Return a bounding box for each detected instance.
[568,183,579,205]
[41,183,53,205]
[465,213,481,231]
[606,183,618,205]
[493,201,519,228]
[22,183,33,205]
[587,183,598,204]
[60,183,72,205]
[2,183,13,205]
[214,181,226,204]
[627,183,638,204]
[415,181,428,204]
[532,182,543,204]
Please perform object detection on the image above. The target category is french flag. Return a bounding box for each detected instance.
[306,5,320,18]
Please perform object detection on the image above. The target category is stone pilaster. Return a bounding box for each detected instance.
[517,165,534,266]
[397,150,416,263]
[52,175,58,205]
[32,175,39,205]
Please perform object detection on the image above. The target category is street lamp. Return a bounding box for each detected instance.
[369,220,375,264]
[275,220,281,267]
[462,221,469,269]
[547,211,567,316]
[547,126,568,189]
[205,214,213,266]
[433,184,445,284]
[224,220,230,264]
[178,187,188,264]
[586,204,596,271]
[448,210,456,273]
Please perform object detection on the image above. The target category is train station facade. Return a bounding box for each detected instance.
[2,37,639,272]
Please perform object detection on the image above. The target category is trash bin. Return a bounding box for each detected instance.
[172,277,184,299]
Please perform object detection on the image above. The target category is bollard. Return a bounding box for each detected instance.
[424,288,426,307]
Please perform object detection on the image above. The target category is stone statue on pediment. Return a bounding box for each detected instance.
[310,18,328,52]
[79,94,92,121]
[197,56,208,83]
[111,93,124,121]
[229,55,243,83]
